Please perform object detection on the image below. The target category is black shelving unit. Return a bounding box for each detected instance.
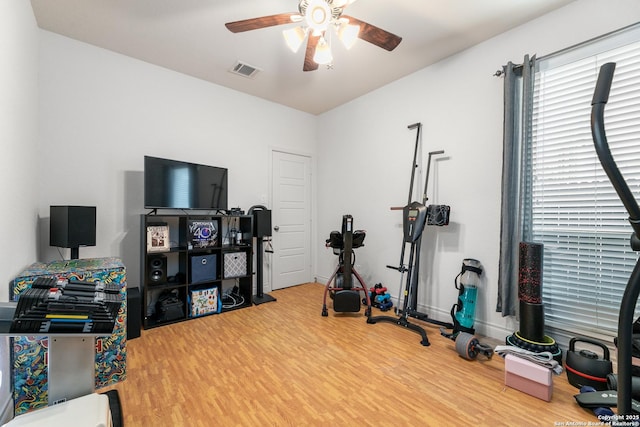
[141,212,253,329]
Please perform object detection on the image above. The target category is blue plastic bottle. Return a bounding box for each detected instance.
[454,259,482,329]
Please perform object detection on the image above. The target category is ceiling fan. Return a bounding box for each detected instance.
[225,0,402,71]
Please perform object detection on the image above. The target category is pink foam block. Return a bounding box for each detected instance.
[504,354,553,401]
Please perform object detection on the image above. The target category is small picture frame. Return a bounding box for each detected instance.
[188,220,218,249]
[147,223,169,252]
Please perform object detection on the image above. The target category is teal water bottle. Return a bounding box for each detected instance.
[454,259,483,329]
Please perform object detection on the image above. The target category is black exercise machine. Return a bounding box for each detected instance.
[577,62,640,415]
[367,123,452,346]
[321,215,372,316]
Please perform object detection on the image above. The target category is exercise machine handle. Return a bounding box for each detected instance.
[591,61,640,416]
[591,62,640,238]
[386,264,408,273]
[592,62,615,105]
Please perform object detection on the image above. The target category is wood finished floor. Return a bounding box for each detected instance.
[104,283,597,426]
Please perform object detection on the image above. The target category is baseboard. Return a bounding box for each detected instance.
[406,301,516,343]
[315,275,329,284]
[315,278,612,354]
[0,393,13,425]
[315,277,518,343]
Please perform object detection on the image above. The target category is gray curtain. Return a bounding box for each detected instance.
[496,55,536,316]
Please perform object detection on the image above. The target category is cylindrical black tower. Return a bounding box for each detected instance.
[506,241,561,362]
[518,242,545,342]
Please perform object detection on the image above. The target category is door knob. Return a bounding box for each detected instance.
[274,226,280,232]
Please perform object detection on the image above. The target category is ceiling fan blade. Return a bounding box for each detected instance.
[342,15,402,51]
[303,34,320,72]
[225,13,298,33]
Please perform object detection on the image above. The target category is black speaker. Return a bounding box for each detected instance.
[253,209,272,237]
[50,206,97,257]
[127,287,141,339]
[148,254,167,283]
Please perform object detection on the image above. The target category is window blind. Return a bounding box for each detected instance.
[530,38,640,336]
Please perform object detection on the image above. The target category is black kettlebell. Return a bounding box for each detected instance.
[565,337,612,390]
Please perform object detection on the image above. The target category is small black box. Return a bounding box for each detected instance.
[253,209,272,237]
[127,287,141,339]
[50,205,96,248]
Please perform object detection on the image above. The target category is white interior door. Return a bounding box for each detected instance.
[271,150,311,290]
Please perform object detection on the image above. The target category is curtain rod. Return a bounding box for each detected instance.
[493,64,522,77]
[493,21,640,77]
[494,61,528,77]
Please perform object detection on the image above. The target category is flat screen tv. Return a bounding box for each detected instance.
[144,156,228,210]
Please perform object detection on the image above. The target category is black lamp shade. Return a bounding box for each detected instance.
[50,206,96,248]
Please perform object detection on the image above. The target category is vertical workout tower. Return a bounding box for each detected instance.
[367,123,452,345]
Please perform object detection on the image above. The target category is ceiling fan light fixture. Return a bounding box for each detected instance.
[225,0,400,72]
[313,36,333,65]
[283,26,307,52]
[338,23,360,49]
[305,0,331,33]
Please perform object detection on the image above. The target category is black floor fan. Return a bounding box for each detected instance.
[591,62,640,415]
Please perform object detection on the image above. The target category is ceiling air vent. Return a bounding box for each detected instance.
[229,61,261,79]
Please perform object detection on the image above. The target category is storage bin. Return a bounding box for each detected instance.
[189,286,221,317]
[190,254,217,284]
[224,252,247,278]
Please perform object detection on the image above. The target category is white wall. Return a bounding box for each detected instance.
[316,0,640,342]
[37,31,317,288]
[0,1,39,423]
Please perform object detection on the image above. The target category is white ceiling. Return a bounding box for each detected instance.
[30,0,576,115]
